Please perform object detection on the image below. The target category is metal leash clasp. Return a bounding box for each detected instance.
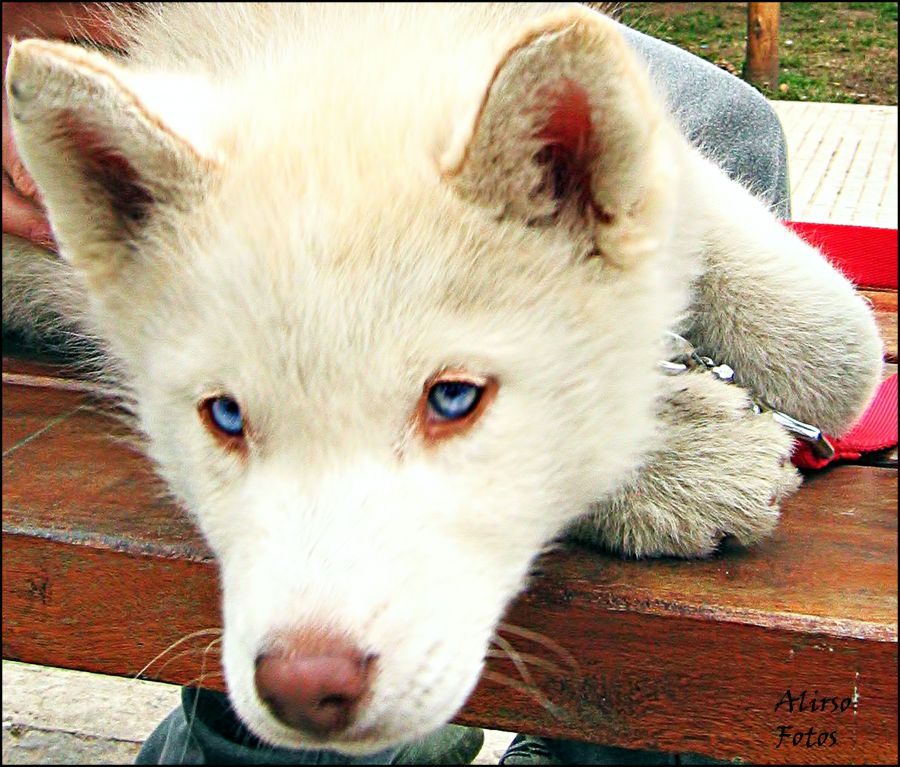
[660,332,835,460]
[660,331,735,381]
[754,406,835,460]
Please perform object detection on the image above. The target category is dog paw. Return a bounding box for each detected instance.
[567,371,801,558]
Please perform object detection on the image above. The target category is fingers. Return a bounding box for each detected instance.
[2,3,132,251]
[3,105,40,198]
[2,174,56,249]
[2,67,56,249]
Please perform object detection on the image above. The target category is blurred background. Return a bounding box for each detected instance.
[600,2,897,105]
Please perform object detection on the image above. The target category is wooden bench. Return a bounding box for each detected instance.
[3,284,897,764]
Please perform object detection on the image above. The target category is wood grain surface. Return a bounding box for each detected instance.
[3,356,897,764]
[861,289,898,364]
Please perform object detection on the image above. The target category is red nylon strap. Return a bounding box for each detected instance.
[792,374,898,469]
[786,221,898,290]
[784,221,898,469]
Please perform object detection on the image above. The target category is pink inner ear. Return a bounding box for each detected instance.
[57,112,154,225]
[536,78,593,158]
[533,79,602,212]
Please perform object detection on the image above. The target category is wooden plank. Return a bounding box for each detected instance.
[2,373,896,625]
[861,288,898,363]
[2,369,896,763]
[2,535,221,687]
[3,471,896,764]
[5,531,894,766]
[460,599,897,764]
[2,388,200,557]
[2,384,88,456]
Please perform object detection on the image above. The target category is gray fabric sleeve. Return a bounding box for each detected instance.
[616,21,792,219]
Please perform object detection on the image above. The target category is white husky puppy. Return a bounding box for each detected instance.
[3,2,881,755]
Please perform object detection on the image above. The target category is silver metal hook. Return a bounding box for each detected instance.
[659,332,833,458]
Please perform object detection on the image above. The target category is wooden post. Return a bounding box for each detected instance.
[744,2,780,89]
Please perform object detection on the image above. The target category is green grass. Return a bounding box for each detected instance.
[611,2,898,105]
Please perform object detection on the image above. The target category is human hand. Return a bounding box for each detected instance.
[3,98,55,248]
[2,3,127,250]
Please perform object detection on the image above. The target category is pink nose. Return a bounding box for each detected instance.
[254,631,373,736]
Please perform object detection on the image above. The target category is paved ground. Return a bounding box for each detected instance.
[2,662,176,765]
[771,101,897,228]
[3,101,897,765]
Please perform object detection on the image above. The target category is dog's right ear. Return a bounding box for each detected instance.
[5,39,217,287]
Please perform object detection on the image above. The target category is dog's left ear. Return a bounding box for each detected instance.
[441,7,677,267]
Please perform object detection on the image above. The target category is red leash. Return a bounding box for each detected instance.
[785,221,898,469]
[787,221,898,290]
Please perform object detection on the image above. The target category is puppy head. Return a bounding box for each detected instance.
[6,6,682,753]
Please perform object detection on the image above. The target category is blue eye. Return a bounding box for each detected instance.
[427,381,483,421]
[207,396,244,436]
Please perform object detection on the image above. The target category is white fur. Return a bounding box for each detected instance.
[3,2,881,754]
